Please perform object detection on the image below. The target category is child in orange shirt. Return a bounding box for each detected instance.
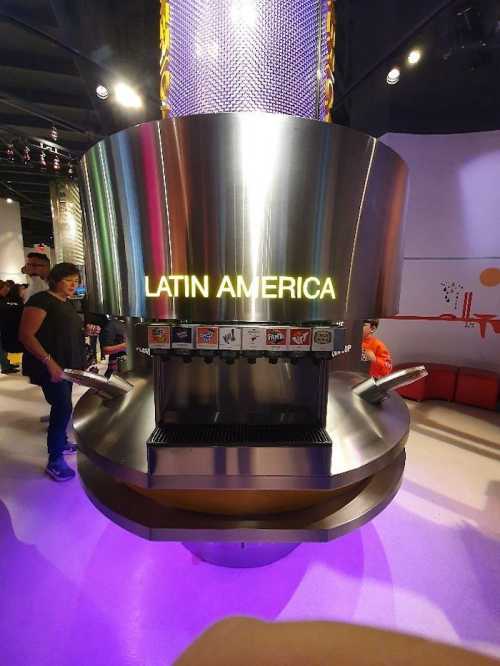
[362,319,392,378]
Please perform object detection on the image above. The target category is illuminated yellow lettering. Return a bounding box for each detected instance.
[191,275,209,297]
[303,277,321,299]
[145,274,336,300]
[278,276,296,299]
[145,275,172,298]
[296,276,303,299]
[145,275,155,297]
[216,275,236,298]
[261,275,278,299]
[320,277,336,299]
[236,275,257,298]
[169,275,185,297]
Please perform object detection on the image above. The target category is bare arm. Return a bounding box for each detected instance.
[19,307,64,382]
[175,618,498,666]
[102,342,127,355]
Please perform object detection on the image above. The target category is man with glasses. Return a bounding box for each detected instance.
[23,253,50,302]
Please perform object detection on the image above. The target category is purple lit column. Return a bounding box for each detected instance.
[164,0,331,120]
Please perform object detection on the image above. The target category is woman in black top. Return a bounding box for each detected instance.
[19,263,98,482]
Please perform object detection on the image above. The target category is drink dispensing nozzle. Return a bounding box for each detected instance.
[241,326,266,364]
[195,325,219,364]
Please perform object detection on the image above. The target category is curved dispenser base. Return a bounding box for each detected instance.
[182,542,300,568]
[78,451,404,546]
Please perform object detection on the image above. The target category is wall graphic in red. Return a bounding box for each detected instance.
[391,267,500,339]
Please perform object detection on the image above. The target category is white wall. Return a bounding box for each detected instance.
[0,199,25,283]
[379,131,500,373]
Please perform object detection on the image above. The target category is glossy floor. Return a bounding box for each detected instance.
[0,372,499,665]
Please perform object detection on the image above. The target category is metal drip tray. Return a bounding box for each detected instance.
[147,424,332,448]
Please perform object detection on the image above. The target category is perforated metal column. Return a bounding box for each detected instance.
[166,0,330,119]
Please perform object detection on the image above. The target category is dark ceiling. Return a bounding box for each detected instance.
[0,0,499,247]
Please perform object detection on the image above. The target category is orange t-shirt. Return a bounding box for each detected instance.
[362,336,392,378]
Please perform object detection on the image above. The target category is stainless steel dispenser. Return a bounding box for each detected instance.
[70,110,421,567]
[72,1,417,567]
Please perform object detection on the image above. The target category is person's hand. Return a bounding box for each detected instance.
[85,324,101,336]
[46,358,64,383]
[365,350,376,362]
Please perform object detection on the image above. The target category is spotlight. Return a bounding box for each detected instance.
[386,67,400,85]
[6,197,14,204]
[114,82,142,109]
[96,84,109,100]
[407,49,421,65]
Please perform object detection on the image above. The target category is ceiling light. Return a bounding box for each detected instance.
[6,197,14,204]
[386,67,400,85]
[96,85,109,100]
[114,82,142,109]
[407,49,422,65]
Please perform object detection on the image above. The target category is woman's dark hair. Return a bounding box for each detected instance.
[363,319,379,330]
[7,283,24,304]
[48,262,81,290]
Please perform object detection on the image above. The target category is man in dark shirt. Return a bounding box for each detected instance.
[100,317,127,377]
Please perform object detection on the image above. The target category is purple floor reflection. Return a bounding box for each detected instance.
[1,387,499,665]
[0,468,499,666]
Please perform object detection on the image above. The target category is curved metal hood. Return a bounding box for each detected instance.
[80,112,408,322]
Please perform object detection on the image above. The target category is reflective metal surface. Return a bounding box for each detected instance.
[80,113,408,321]
[77,451,405,542]
[63,369,132,400]
[153,356,329,426]
[181,542,300,568]
[352,365,428,405]
[73,369,409,490]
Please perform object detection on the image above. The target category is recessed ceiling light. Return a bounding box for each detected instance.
[114,82,142,109]
[6,197,14,204]
[386,67,400,85]
[408,49,422,65]
[96,84,110,100]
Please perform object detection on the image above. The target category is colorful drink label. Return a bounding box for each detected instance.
[288,327,312,352]
[264,327,289,352]
[148,325,171,349]
[171,325,194,349]
[195,326,219,350]
[241,326,266,351]
[312,327,334,352]
[218,326,242,351]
